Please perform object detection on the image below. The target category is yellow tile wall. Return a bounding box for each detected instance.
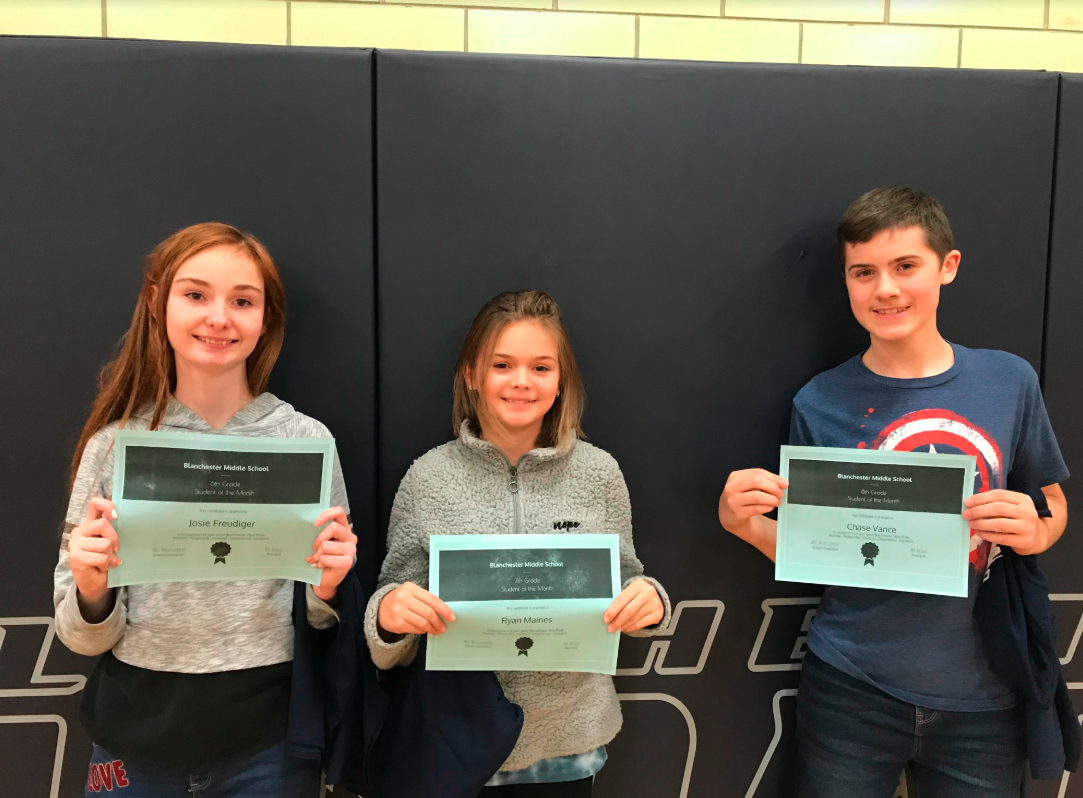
[292,4,464,51]
[0,0,101,36]
[890,0,1045,29]
[1050,0,1083,31]
[962,28,1083,72]
[557,0,721,16]
[726,0,884,24]
[4,0,1083,74]
[389,0,548,8]
[469,10,635,58]
[639,17,798,63]
[108,0,287,45]
[803,23,959,68]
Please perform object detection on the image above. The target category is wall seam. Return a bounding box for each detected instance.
[286,1,291,46]
[957,28,963,68]
[465,8,469,51]
[1045,0,1051,29]
[634,14,639,58]
[370,49,385,572]
[883,0,890,24]
[101,0,108,37]
[1039,74,1063,390]
[798,21,803,63]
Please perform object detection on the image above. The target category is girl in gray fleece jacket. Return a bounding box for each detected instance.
[367,290,672,798]
[54,224,357,798]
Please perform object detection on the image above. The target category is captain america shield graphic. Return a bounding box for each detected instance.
[870,409,1003,573]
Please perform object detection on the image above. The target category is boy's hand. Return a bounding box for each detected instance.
[718,469,789,532]
[964,490,1046,555]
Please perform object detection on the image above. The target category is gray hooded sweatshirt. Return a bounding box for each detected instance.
[365,423,672,772]
[53,393,348,673]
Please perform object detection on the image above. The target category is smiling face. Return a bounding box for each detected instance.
[162,245,266,376]
[469,320,561,439]
[843,226,960,343]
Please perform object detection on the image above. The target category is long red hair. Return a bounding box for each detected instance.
[69,223,286,488]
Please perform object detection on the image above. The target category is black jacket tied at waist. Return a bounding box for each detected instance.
[287,572,524,798]
[976,541,1081,780]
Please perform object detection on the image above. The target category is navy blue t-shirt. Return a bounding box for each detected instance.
[790,343,1069,712]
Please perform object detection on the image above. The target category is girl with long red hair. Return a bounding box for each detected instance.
[54,223,356,798]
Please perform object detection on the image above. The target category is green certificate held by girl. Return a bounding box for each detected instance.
[367,290,672,798]
[54,223,357,798]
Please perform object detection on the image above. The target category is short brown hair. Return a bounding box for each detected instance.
[453,290,585,450]
[837,186,954,267]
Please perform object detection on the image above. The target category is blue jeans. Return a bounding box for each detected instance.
[478,777,594,797]
[796,651,1025,798]
[85,740,321,797]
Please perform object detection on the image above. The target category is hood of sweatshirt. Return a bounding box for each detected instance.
[455,419,578,472]
[131,392,299,437]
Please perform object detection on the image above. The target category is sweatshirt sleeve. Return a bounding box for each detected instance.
[53,427,129,656]
[364,464,429,669]
[604,457,672,637]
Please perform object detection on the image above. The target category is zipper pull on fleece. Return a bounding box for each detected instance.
[509,465,519,494]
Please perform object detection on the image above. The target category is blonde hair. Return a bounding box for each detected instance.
[452,290,584,450]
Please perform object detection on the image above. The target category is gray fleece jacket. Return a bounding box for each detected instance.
[53,393,348,673]
[365,423,672,772]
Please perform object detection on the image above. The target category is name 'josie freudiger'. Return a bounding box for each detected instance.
[188,519,256,529]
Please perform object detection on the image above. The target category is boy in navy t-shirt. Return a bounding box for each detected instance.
[718,186,1069,798]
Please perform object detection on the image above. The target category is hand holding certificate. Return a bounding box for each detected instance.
[776,446,976,597]
[426,534,621,674]
[108,430,336,587]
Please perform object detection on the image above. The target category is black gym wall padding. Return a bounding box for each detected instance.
[1037,73,1083,798]
[0,36,1078,797]
[0,37,375,797]
[1044,74,1083,593]
[374,51,1059,798]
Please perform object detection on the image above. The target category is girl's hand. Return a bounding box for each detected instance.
[604,578,664,634]
[378,582,455,636]
[69,497,121,596]
[309,506,358,602]
[718,469,788,532]
[68,497,120,618]
[964,490,1046,555]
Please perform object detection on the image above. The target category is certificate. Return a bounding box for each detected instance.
[108,430,334,588]
[776,446,976,597]
[426,534,621,674]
